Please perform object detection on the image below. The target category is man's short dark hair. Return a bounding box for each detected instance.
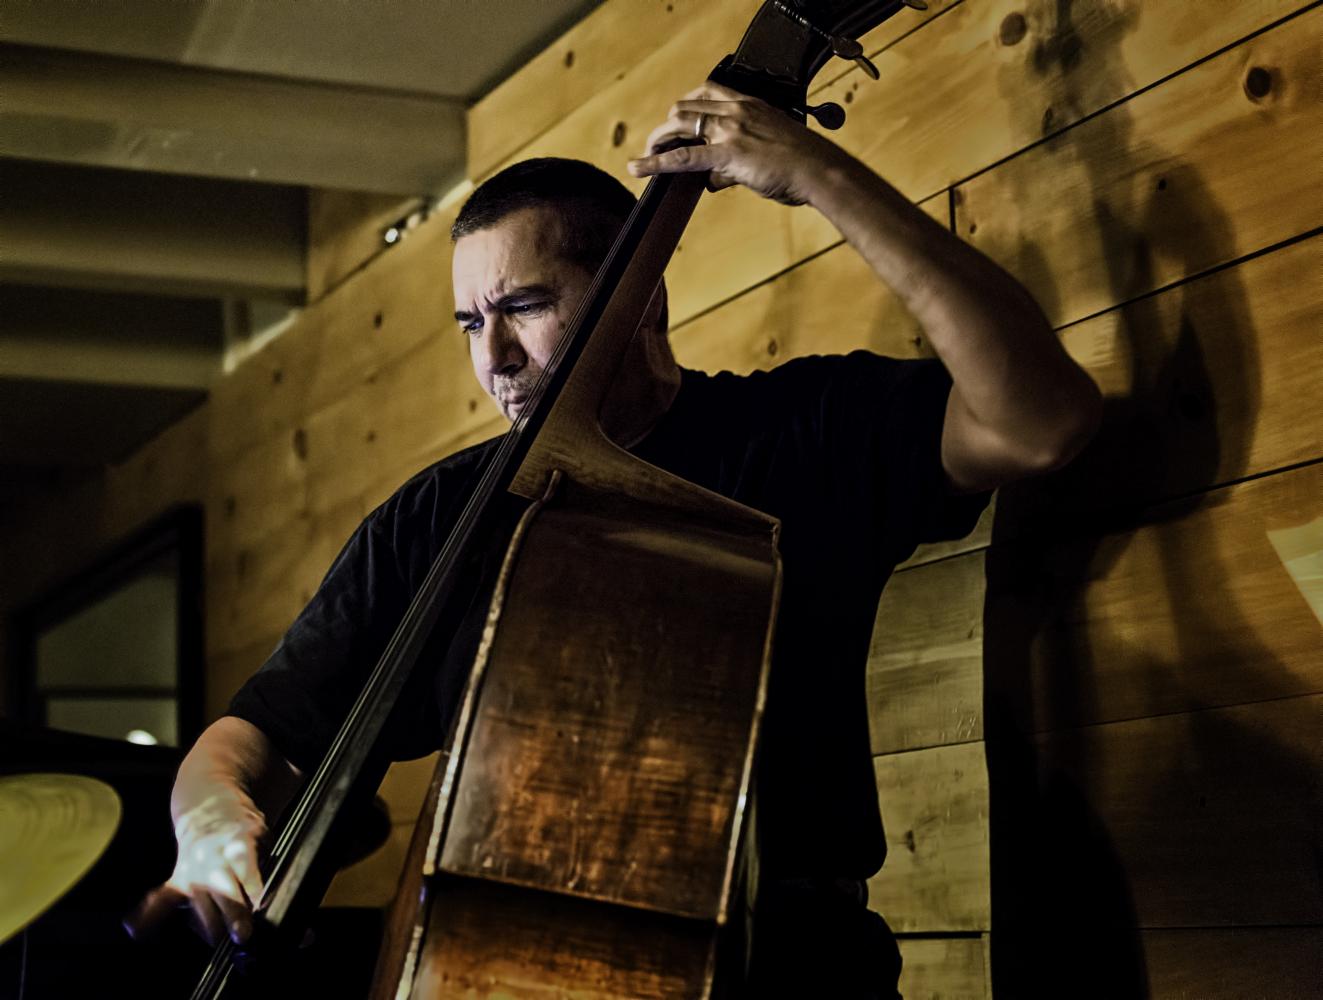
[451,157,637,272]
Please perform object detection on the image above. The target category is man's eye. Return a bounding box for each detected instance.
[507,301,547,317]
[459,318,482,335]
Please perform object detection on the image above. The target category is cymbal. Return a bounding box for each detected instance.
[0,772,121,944]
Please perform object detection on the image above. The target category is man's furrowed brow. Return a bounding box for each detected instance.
[454,284,557,320]
[493,284,556,307]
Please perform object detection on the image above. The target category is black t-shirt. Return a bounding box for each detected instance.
[229,350,989,880]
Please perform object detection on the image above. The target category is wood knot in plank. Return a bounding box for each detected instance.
[999,12,1027,46]
[1244,66,1274,101]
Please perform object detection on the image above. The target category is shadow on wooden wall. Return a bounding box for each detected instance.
[979,1,1320,995]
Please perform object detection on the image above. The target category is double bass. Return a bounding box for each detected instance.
[190,3,917,996]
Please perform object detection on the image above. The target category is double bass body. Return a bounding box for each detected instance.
[371,173,783,998]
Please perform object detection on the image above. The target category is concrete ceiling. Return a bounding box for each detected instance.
[0,0,597,96]
[0,0,602,483]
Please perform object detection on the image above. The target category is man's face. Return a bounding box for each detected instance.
[452,206,594,422]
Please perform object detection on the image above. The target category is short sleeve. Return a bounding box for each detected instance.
[226,512,414,773]
[827,351,991,567]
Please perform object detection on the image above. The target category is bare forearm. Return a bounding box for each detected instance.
[806,152,1101,470]
[128,717,304,943]
[172,715,302,827]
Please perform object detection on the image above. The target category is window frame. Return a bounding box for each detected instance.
[9,504,205,749]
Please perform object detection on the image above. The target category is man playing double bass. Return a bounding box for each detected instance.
[134,83,1101,997]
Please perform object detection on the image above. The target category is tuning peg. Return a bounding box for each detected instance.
[830,35,880,80]
[799,101,847,130]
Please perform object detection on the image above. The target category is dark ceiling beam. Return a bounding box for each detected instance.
[0,377,205,468]
[0,42,467,195]
[0,285,224,391]
[0,159,306,301]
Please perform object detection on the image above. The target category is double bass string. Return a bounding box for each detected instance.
[270,170,669,864]
[273,169,675,860]
[188,174,674,998]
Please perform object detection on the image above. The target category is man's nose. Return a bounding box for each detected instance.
[479,318,525,376]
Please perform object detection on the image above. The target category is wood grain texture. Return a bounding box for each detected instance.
[376,752,443,825]
[1142,927,1323,1000]
[204,632,282,723]
[956,4,1323,329]
[868,741,990,933]
[897,500,996,572]
[868,551,985,755]
[413,876,715,999]
[675,194,1322,563]
[468,0,955,182]
[986,460,1323,734]
[994,695,1323,934]
[371,744,450,1000]
[201,207,505,665]
[653,0,1308,328]
[306,189,420,303]
[468,0,728,181]
[897,935,990,1000]
[441,493,776,919]
[1019,231,1323,519]
[323,821,414,909]
[668,193,944,374]
[205,203,466,466]
[475,0,955,328]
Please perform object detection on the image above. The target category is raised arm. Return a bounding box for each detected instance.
[128,715,303,945]
[629,83,1102,493]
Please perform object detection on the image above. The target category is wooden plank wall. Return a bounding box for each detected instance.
[0,1,1318,994]
[472,0,1323,995]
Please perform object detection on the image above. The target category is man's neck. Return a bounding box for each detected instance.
[595,317,682,449]
[600,360,682,450]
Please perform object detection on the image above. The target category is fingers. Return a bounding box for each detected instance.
[675,81,761,105]
[628,140,725,180]
[642,110,712,158]
[223,830,266,909]
[129,831,265,946]
[175,866,255,945]
[708,172,738,193]
[205,864,257,943]
[124,883,189,941]
[188,884,230,945]
[632,86,780,176]
[128,872,256,947]
[156,792,268,945]
[632,105,737,178]
[670,98,741,121]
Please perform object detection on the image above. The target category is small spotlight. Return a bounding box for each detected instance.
[126,729,158,745]
[381,202,436,248]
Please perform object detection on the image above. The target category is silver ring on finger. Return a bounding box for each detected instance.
[694,112,707,140]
